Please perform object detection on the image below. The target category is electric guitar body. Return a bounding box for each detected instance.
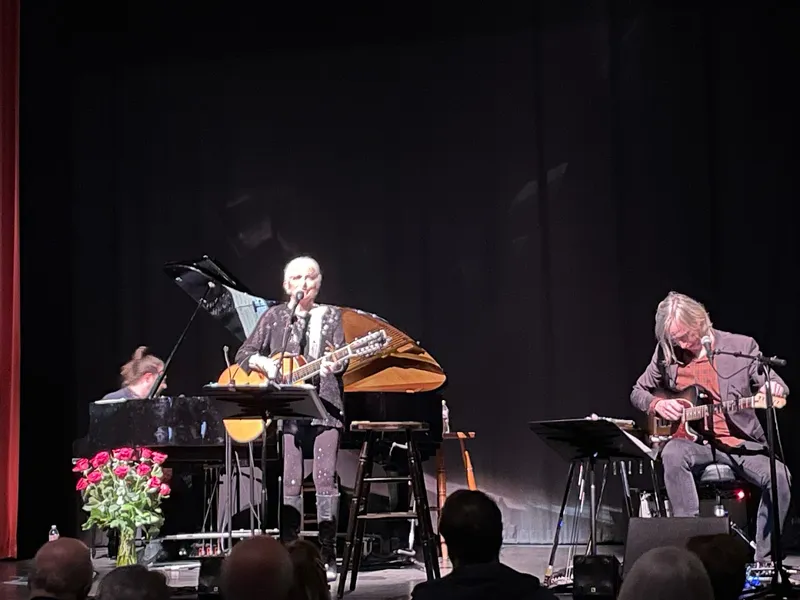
[649,385,709,443]
[648,384,786,444]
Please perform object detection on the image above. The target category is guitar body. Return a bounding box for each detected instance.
[217,354,310,386]
[649,385,709,443]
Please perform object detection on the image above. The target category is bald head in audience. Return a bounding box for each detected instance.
[221,536,294,600]
[28,538,94,600]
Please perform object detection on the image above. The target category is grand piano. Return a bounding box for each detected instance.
[73,256,447,532]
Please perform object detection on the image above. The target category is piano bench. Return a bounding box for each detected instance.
[350,420,429,433]
[437,432,478,566]
[338,423,440,598]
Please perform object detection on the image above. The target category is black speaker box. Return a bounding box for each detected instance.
[623,517,730,577]
[573,555,621,599]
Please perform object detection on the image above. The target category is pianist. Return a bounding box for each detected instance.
[235,255,347,582]
[102,346,166,400]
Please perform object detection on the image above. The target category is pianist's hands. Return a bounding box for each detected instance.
[249,354,279,379]
[320,356,345,378]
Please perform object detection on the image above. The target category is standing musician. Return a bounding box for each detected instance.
[235,256,346,581]
[631,292,791,562]
[102,346,166,399]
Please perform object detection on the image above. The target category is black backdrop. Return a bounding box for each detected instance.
[18,2,799,557]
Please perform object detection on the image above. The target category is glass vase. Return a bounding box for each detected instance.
[116,528,137,567]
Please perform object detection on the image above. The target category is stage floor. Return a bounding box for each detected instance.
[3,545,800,599]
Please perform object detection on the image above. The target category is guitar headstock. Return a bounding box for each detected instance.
[350,329,390,358]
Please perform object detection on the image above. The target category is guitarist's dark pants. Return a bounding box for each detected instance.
[661,438,792,561]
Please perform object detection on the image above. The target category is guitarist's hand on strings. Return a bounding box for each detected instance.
[249,354,279,379]
[654,399,684,421]
[319,356,345,378]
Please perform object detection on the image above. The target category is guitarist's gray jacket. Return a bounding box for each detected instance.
[631,329,789,445]
[236,302,348,429]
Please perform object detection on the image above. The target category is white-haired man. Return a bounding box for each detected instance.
[631,291,791,562]
[236,256,346,581]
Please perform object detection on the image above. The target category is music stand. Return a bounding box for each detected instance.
[529,419,656,560]
[203,383,326,549]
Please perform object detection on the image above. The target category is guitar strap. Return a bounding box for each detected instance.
[657,344,670,387]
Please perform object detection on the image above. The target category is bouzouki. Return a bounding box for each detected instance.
[648,384,787,443]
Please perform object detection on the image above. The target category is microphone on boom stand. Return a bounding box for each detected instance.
[274,290,303,543]
[276,290,304,382]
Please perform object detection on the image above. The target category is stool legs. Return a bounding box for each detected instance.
[349,434,375,591]
[338,433,372,599]
[436,447,448,564]
[408,435,440,580]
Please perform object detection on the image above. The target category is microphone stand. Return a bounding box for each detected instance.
[274,291,302,542]
[713,348,792,597]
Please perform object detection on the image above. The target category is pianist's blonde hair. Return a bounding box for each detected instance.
[120,346,164,387]
[655,292,713,365]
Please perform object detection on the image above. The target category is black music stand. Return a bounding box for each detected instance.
[203,383,326,548]
[529,419,656,564]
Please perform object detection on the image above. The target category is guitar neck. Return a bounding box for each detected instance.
[283,345,351,384]
[683,395,759,421]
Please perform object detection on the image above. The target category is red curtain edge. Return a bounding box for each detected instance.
[0,0,21,560]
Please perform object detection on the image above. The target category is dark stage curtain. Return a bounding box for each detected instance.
[0,0,20,559]
[17,3,800,551]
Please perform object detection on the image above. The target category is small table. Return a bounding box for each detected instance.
[435,431,477,564]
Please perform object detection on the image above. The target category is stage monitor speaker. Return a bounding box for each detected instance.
[623,517,730,577]
[573,555,621,599]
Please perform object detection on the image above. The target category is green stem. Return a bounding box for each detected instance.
[116,528,137,567]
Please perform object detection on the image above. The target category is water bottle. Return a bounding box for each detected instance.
[441,399,450,434]
[48,525,59,542]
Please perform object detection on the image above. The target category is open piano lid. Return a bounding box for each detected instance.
[164,256,446,394]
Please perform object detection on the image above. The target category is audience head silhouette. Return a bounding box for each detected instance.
[95,565,169,600]
[439,490,503,568]
[286,539,331,600]
[619,546,714,600]
[221,536,294,600]
[27,538,94,600]
[687,534,750,600]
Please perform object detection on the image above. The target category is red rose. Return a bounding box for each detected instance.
[113,465,129,478]
[113,447,135,461]
[159,484,171,496]
[139,448,153,460]
[147,477,162,488]
[87,470,103,484]
[136,463,151,476]
[76,478,89,491]
[72,458,90,472]
[152,451,168,464]
[91,451,110,468]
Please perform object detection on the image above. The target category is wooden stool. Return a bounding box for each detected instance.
[338,421,441,598]
[436,431,477,564]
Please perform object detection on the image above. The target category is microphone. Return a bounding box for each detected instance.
[287,290,304,312]
[223,345,231,371]
[701,335,714,359]
[277,291,305,382]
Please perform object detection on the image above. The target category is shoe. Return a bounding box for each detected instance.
[282,495,303,543]
[317,493,340,582]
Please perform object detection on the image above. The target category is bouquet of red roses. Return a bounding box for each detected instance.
[73,447,171,563]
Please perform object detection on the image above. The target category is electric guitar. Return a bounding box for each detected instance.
[217,329,390,386]
[648,384,786,443]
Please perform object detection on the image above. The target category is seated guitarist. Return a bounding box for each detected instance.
[631,291,791,562]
